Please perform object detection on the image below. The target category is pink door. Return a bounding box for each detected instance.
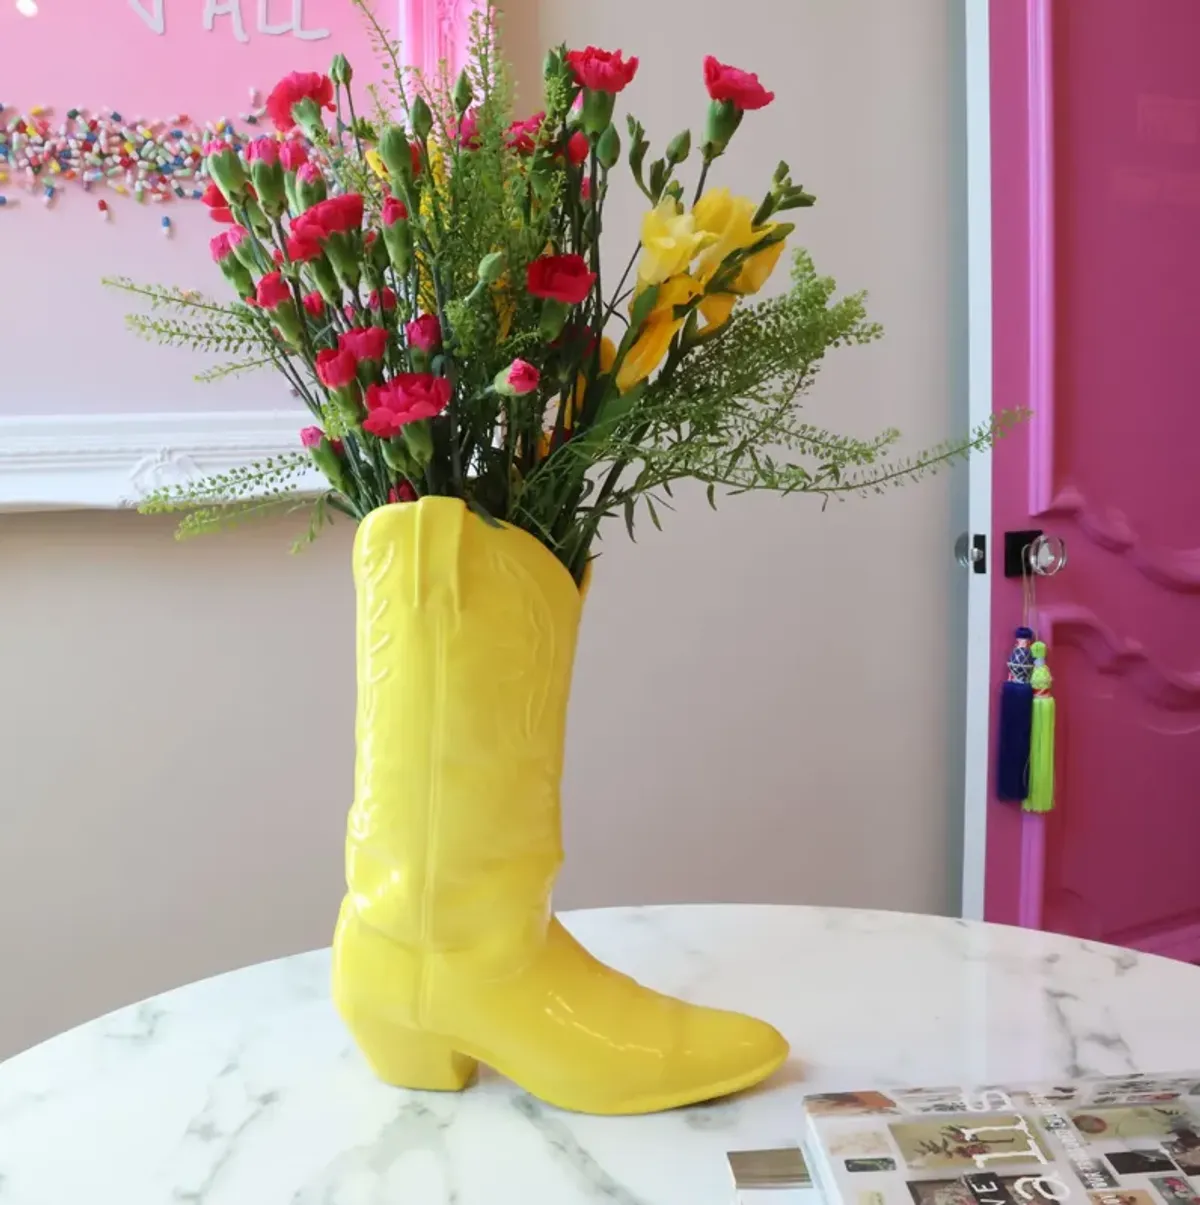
[985,0,1200,959]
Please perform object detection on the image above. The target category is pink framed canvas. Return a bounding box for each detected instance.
[0,0,482,510]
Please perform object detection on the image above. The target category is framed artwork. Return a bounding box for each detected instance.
[0,0,482,509]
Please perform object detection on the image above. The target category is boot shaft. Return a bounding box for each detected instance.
[346,498,584,954]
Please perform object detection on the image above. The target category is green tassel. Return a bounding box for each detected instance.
[1023,641,1055,813]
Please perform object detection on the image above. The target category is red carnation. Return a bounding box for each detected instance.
[286,230,324,262]
[296,194,364,239]
[363,374,452,438]
[339,326,388,362]
[201,180,234,224]
[566,130,590,166]
[405,314,442,354]
[526,253,596,306]
[266,71,335,133]
[703,56,775,110]
[316,346,358,390]
[506,111,546,155]
[388,481,418,503]
[369,287,397,312]
[209,232,234,262]
[279,138,309,172]
[382,196,408,227]
[566,47,639,94]
[300,426,325,448]
[325,192,364,232]
[450,108,481,150]
[301,291,326,319]
[255,271,292,311]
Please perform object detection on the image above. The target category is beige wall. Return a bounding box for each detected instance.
[0,0,967,1058]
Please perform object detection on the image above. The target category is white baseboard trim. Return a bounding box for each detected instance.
[0,411,322,512]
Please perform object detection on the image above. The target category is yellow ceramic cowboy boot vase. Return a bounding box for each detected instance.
[331,498,788,1115]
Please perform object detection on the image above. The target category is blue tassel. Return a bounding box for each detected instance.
[997,680,1033,799]
[997,626,1035,801]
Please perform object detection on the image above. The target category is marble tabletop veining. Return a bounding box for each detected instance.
[3,905,1200,1205]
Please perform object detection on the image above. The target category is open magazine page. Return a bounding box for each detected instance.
[803,1073,1200,1205]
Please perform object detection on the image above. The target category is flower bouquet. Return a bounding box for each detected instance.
[110,5,1009,1115]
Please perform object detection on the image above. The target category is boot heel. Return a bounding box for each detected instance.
[345,1012,477,1092]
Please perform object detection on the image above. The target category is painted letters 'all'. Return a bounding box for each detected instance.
[128,0,330,40]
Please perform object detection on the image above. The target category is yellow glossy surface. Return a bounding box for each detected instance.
[332,498,789,1115]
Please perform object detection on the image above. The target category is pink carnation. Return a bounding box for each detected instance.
[363,374,452,438]
[405,314,442,354]
[247,136,281,166]
[266,71,335,133]
[279,138,309,171]
[505,359,541,395]
[339,326,388,362]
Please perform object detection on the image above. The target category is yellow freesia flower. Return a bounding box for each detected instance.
[736,238,787,295]
[692,188,762,285]
[365,149,388,180]
[617,275,701,392]
[698,292,737,333]
[637,198,715,288]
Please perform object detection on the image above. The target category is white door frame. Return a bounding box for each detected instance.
[960,0,994,921]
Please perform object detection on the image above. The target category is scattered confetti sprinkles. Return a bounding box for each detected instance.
[0,94,321,217]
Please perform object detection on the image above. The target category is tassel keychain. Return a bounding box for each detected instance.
[997,626,1035,800]
[1023,640,1055,812]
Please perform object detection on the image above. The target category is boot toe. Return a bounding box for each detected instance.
[668,1005,790,1107]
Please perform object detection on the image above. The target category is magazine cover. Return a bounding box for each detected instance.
[803,1072,1200,1205]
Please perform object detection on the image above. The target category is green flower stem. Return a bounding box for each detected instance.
[692,156,712,207]
[343,83,367,164]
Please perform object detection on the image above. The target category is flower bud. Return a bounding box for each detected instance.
[596,123,621,170]
[330,53,353,86]
[477,250,506,285]
[383,214,414,276]
[410,94,434,142]
[666,129,691,166]
[453,69,473,116]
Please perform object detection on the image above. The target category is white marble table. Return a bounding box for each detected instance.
[4,905,1200,1204]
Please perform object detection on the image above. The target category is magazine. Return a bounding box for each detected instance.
[802,1072,1200,1205]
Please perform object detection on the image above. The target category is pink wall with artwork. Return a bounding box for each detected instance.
[0,0,475,418]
